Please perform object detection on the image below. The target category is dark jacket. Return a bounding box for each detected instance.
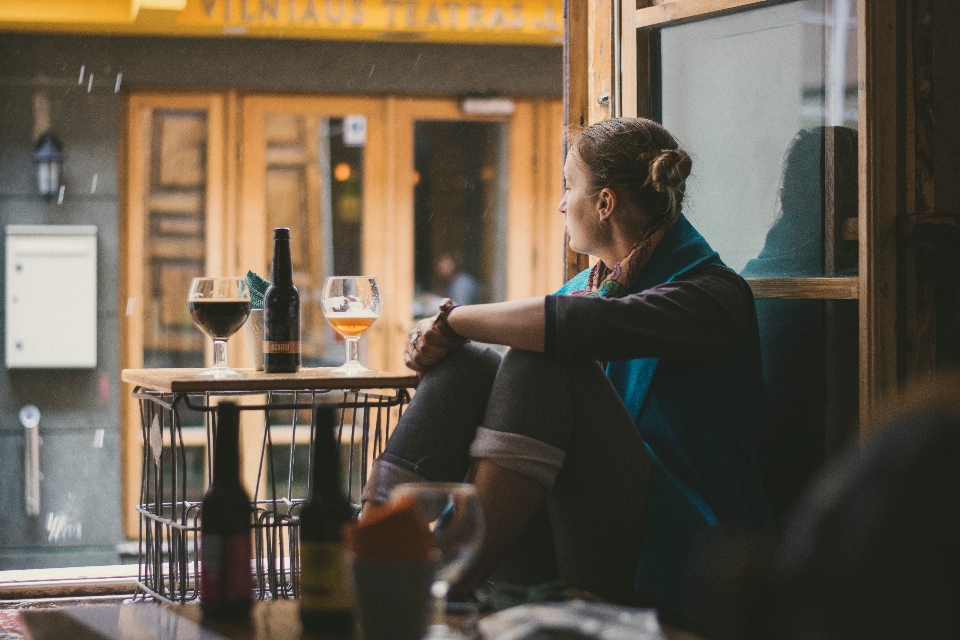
[556,215,775,617]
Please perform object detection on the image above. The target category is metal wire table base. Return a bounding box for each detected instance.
[130,386,410,604]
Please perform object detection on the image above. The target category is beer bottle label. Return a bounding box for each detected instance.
[300,541,352,611]
[263,314,300,341]
[201,533,251,601]
[264,340,301,353]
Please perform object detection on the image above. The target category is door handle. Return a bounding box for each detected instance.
[20,405,41,517]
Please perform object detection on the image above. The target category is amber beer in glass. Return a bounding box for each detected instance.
[321,276,382,375]
[325,315,376,338]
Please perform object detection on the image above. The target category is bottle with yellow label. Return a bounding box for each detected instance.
[299,407,353,636]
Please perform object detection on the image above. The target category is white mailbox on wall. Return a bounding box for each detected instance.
[6,225,98,369]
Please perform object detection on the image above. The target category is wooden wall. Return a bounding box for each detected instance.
[901,0,960,381]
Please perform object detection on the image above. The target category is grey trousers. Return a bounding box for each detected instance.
[362,343,652,605]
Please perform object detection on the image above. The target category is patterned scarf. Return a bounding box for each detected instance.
[570,210,680,297]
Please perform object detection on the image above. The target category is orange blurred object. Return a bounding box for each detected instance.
[333,162,352,182]
[344,494,433,561]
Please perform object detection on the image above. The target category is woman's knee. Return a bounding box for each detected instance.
[418,342,502,392]
[485,351,604,436]
[496,349,603,387]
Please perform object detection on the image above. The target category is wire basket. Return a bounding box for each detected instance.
[131,386,409,604]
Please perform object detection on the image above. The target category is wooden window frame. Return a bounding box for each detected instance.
[567,0,900,433]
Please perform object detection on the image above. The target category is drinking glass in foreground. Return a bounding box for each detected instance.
[390,483,485,640]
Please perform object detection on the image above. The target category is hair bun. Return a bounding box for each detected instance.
[649,148,692,194]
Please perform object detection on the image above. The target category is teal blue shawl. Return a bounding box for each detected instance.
[556,214,774,619]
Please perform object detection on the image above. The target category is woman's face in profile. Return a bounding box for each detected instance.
[559,150,600,255]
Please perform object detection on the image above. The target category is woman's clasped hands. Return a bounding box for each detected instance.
[404,298,467,375]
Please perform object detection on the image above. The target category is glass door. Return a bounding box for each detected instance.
[649,0,860,524]
[391,97,566,369]
[239,96,387,370]
[412,119,508,317]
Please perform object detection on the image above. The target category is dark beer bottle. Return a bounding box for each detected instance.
[263,227,301,372]
[299,407,353,636]
[201,402,252,618]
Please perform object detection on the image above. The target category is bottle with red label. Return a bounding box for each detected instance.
[299,407,353,636]
[201,401,252,618]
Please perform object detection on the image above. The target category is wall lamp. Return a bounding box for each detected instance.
[33,132,64,198]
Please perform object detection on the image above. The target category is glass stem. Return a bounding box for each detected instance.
[345,337,360,364]
[430,580,450,627]
[212,339,228,368]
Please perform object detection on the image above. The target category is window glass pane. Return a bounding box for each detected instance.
[660,0,858,277]
[263,434,373,506]
[262,115,367,367]
[267,441,311,502]
[412,121,508,319]
[155,441,206,504]
[143,109,207,369]
[755,298,858,522]
[327,118,364,279]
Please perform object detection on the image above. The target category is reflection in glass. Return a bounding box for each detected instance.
[261,115,365,367]
[660,0,861,524]
[752,298,858,522]
[741,126,858,278]
[413,121,507,319]
[660,0,858,276]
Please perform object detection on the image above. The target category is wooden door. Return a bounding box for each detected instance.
[386,97,565,373]
[121,92,228,537]
[240,96,388,371]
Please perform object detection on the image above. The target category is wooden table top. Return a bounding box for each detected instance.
[121,368,419,394]
[17,600,704,640]
[18,600,450,640]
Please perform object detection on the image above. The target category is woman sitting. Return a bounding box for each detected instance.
[361,117,775,625]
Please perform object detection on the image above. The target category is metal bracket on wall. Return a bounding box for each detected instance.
[20,404,42,517]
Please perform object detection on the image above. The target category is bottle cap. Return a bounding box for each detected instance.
[273,228,290,239]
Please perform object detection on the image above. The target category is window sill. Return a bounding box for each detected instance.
[0,565,138,602]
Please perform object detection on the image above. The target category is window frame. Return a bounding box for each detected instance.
[568,0,900,434]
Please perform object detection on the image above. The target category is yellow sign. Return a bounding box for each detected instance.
[181,0,562,43]
[0,0,563,45]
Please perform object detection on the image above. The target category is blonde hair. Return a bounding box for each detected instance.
[567,118,692,222]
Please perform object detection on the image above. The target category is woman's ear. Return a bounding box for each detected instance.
[596,187,618,224]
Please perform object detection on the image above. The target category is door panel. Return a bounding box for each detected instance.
[390,97,564,372]
[144,109,208,360]
[240,96,387,369]
[121,93,226,538]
